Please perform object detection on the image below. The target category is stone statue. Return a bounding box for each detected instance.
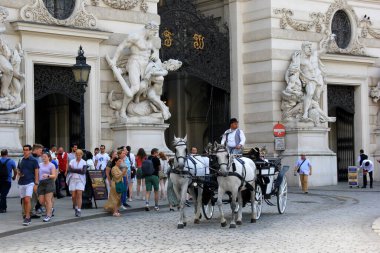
[0,7,25,112]
[106,21,181,122]
[281,38,336,126]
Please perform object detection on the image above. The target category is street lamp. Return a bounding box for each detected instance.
[72,46,91,150]
[72,46,91,85]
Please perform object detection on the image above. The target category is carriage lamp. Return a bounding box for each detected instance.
[72,46,91,86]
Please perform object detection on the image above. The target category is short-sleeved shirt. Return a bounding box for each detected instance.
[149,156,161,176]
[18,156,39,185]
[68,152,76,163]
[95,153,110,170]
[38,162,55,181]
[295,159,312,175]
[0,157,16,182]
[69,159,87,179]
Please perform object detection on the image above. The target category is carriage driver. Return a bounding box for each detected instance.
[221,118,246,155]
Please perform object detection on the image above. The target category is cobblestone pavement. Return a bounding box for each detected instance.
[1,188,379,253]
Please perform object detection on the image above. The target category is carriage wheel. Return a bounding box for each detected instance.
[277,176,288,214]
[253,184,263,220]
[202,199,214,220]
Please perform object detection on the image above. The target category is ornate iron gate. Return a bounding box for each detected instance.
[328,85,355,181]
[34,65,84,148]
[159,0,230,142]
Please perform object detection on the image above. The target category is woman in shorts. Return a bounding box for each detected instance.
[66,149,87,217]
[37,152,57,222]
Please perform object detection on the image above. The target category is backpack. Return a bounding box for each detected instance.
[0,159,10,182]
[141,158,154,177]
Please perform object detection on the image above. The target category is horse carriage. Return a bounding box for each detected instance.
[170,136,289,228]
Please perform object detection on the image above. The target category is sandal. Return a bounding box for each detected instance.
[113,212,121,217]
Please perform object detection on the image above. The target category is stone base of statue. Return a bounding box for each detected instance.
[372,128,380,182]
[0,112,24,197]
[110,120,172,155]
[0,112,24,155]
[281,123,337,187]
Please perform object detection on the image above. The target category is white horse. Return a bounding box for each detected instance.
[212,143,257,228]
[170,136,203,228]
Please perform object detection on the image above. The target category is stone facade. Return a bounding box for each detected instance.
[2,0,380,187]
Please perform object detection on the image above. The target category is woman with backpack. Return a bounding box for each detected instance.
[158,152,169,200]
[135,148,147,200]
[104,157,126,217]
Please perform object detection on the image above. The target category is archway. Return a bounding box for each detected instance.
[159,0,230,150]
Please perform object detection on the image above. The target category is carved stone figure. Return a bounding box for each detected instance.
[281,39,336,126]
[0,7,25,112]
[107,22,181,122]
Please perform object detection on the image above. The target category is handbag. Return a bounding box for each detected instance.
[115,180,126,193]
[159,170,166,179]
[297,160,306,173]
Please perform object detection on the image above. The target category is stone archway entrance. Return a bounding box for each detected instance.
[328,85,355,181]
[34,65,84,149]
[158,0,230,150]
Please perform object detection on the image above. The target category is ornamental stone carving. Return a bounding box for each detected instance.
[106,22,182,123]
[92,0,149,13]
[281,40,336,127]
[274,0,366,56]
[370,82,380,103]
[360,15,380,39]
[20,0,97,29]
[0,7,25,113]
[273,8,325,33]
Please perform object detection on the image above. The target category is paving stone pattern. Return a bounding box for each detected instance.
[0,188,379,253]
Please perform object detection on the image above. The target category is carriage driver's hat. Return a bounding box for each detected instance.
[229,118,238,126]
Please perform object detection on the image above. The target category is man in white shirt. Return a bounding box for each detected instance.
[221,118,246,155]
[94,145,110,171]
[68,144,77,163]
[293,153,312,194]
[360,159,373,189]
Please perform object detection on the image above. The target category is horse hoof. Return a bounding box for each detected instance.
[236,221,242,225]
[177,224,184,229]
[194,219,200,224]
[183,222,187,227]
[221,221,227,227]
[229,224,236,229]
[251,219,256,223]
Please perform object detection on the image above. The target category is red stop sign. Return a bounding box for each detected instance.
[273,123,286,137]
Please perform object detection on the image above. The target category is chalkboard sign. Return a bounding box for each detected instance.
[88,171,107,201]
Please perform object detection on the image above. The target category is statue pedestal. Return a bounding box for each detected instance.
[110,122,173,155]
[372,128,380,182]
[0,113,23,155]
[281,124,337,187]
[0,113,24,197]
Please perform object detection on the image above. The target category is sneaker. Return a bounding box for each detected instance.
[31,214,40,219]
[36,208,43,215]
[185,200,191,207]
[154,206,159,211]
[123,203,131,208]
[120,205,127,210]
[51,208,55,217]
[74,209,78,217]
[145,204,150,211]
[128,198,133,202]
[142,197,146,201]
[76,210,81,217]
[22,218,31,226]
[43,216,51,222]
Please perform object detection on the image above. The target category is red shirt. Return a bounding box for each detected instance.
[57,152,68,173]
[135,156,146,168]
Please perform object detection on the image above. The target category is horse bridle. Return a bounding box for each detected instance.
[173,140,188,168]
[213,147,232,173]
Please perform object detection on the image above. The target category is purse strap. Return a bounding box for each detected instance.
[298,159,306,171]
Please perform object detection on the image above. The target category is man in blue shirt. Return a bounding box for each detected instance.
[18,144,39,226]
[0,149,17,213]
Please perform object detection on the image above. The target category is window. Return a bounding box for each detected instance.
[43,0,76,20]
[331,10,351,49]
